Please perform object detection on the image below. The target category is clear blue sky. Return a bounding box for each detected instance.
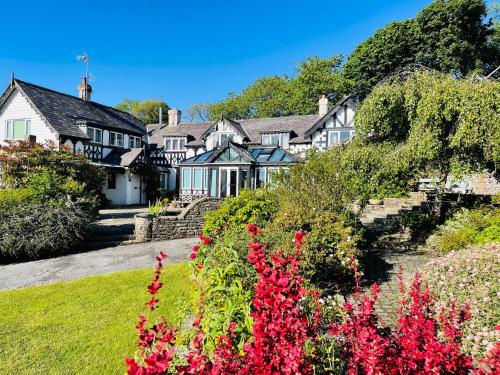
[1,0,436,116]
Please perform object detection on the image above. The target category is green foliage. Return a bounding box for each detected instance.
[345,0,498,98]
[148,198,169,216]
[421,243,500,358]
[194,227,256,350]
[115,98,169,124]
[355,71,500,183]
[206,56,349,120]
[0,188,33,209]
[0,201,94,260]
[202,189,277,237]
[426,205,500,252]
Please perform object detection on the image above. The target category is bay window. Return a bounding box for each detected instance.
[193,168,202,190]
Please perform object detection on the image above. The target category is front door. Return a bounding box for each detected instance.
[219,168,238,198]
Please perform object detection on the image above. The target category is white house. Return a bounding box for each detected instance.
[148,95,357,201]
[0,77,148,205]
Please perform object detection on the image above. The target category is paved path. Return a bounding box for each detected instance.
[0,238,197,291]
[362,233,435,325]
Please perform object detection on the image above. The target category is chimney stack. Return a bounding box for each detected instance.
[78,76,92,101]
[318,94,328,116]
[168,108,181,126]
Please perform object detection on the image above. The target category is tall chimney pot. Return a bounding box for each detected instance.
[318,94,328,116]
[78,77,92,101]
[168,108,181,126]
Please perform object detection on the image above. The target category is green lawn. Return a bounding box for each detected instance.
[0,262,196,375]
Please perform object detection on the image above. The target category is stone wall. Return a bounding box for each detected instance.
[471,172,500,196]
[135,198,221,242]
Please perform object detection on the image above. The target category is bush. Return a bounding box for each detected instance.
[0,201,93,260]
[421,243,500,358]
[0,188,33,209]
[426,206,500,253]
[203,189,277,237]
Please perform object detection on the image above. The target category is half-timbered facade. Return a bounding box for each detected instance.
[0,77,148,205]
[149,95,357,201]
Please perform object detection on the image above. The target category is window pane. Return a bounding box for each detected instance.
[6,121,12,139]
[329,132,339,145]
[14,120,26,139]
[25,120,31,135]
[96,129,102,143]
[179,138,186,150]
[220,134,228,145]
[193,168,202,189]
[209,169,217,197]
[256,168,266,188]
[110,132,116,145]
[240,169,249,190]
[340,131,351,141]
[203,168,208,189]
[117,133,123,147]
[271,134,280,146]
[165,139,171,150]
[172,139,178,150]
[220,170,227,198]
[282,133,289,148]
[87,127,94,139]
[182,168,191,189]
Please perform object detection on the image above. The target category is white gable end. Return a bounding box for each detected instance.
[0,89,58,145]
[205,119,244,150]
[311,101,356,150]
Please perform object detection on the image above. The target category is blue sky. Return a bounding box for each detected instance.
[1,0,439,115]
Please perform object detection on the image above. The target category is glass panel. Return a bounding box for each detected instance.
[340,131,351,141]
[256,168,266,188]
[229,170,238,196]
[107,173,116,189]
[271,134,280,146]
[14,120,26,139]
[240,169,249,190]
[261,134,270,145]
[179,138,186,150]
[220,170,227,198]
[182,168,191,189]
[267,168,278,184]
[87,127,94,139]
[25,120,31,136]
[172,139,178,150]
[95,129,102,143]
[165,139,172,150]
[220,134,228,145]
[203,168,208,189]
[328,132,339,145]
[269,149,286,161]
[209,169,217,197]
[282,133,289,149]
[117,133,123,147]
[193,168,202,189]
[110,132,116,145]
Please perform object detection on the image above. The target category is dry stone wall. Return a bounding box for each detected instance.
[135,198,221,242]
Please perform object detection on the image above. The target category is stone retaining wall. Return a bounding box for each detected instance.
[135,198,221,242]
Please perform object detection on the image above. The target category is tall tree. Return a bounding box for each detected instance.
[116,99,169,124]
[185,103,210,122]
[344,0,499,98]
[206,56,349,120]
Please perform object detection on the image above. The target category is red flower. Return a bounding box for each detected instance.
[147,280,163,295]
[197,264,203,270]
[189,252,197,260]
[192,244,200,252]
[199,235,212,245]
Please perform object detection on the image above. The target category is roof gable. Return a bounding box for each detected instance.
[200,116,249,141]
[304,96,357,138]
[0,79,147,140]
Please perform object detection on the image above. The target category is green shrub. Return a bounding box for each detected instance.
[0,201,93,260]
[421,243,500,358]
[0,188,33,209]
[426,206,500,253]
[148,198,169,216]
[203,189,277,237]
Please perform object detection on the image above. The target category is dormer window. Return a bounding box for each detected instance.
[87,127,102,144]
[328,130,354,146]
[165,137,186,151]
[212,133,235,147]
[261,133,289,148]
[5,119,31,140]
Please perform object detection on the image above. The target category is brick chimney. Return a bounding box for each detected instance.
[168,108,181,126]
[78,77,92,101]
[318,94,328,116]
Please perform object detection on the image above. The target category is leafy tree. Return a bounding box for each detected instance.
[115,98,169,124]
[207,56,349,120]
[186,103,210,122]
[355,70,500,187]
[344,0,499,98]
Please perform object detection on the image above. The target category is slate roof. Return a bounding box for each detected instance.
[0,79,146,139]
[149,114,320,146]
[102,148,143,167]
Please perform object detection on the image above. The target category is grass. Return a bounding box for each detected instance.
[0,262,196,375]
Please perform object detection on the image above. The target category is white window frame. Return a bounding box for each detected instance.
[110,131,124,147]
[165,137,186,151]
[212,132,235,147]
[327,130,354,146]
[129,135,142,149]
[87,127,103,144]
[192,167,203,190]
[5,119,31,140]
[261,132,289,148]
[159,172,168,190]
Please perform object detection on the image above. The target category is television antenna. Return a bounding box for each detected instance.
[76,53,90,80]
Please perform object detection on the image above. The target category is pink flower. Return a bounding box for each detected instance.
[189,252,197,260]
[192,244,200,252]
[197,264,203,270]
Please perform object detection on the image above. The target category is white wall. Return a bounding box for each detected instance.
[0,89,58,145]
[205,119,243,150]
[311,102,356,150]
[102,171,128,205]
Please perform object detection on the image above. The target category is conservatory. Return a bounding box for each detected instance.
[178,141,295,201]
